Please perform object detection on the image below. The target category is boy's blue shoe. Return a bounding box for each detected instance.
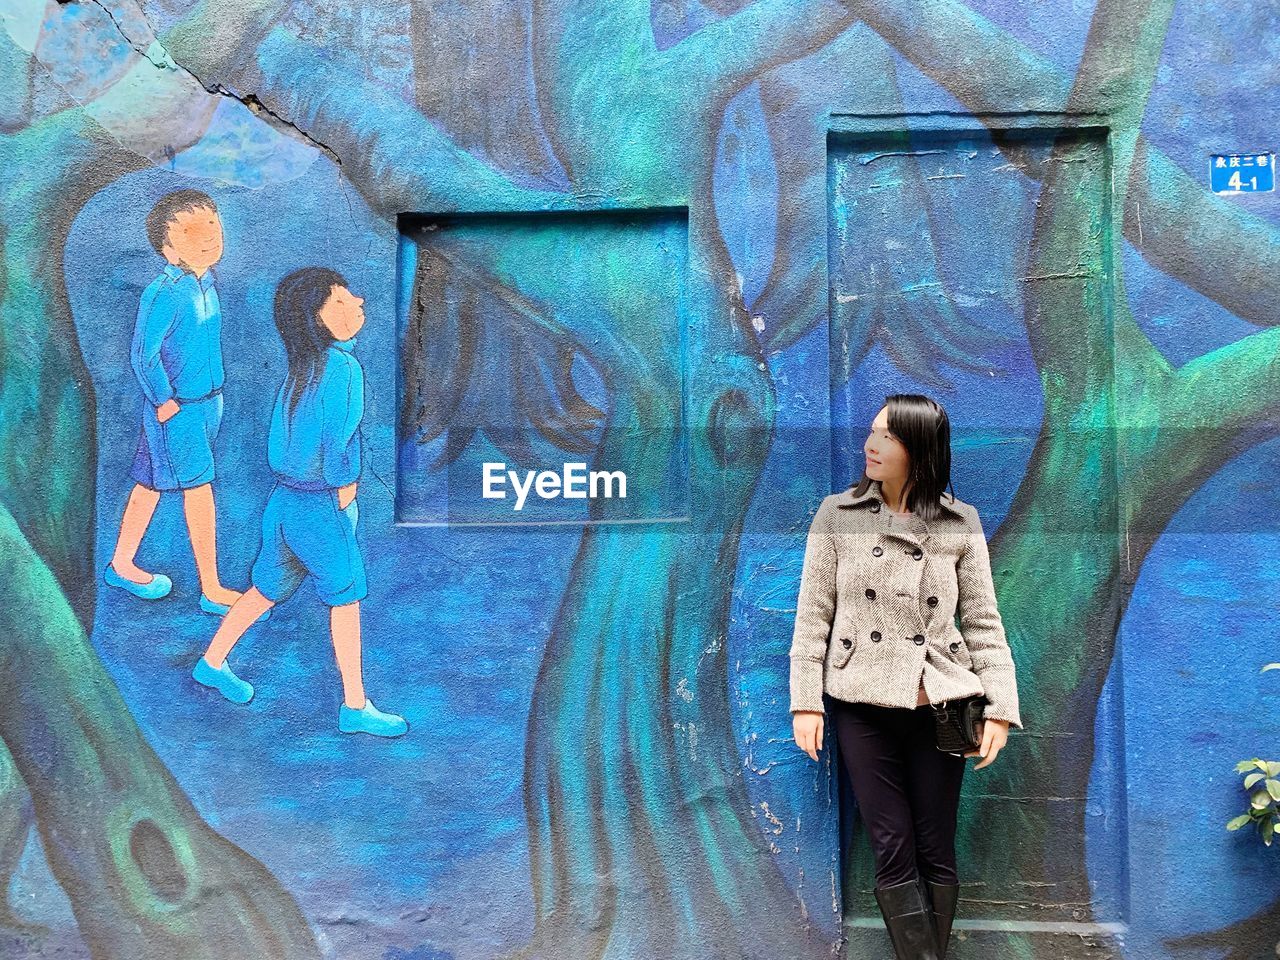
[199,594,271,623]
[339,700,408,738]
[103,564,172,601]
[192,656,254,705]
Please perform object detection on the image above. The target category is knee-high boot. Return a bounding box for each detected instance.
[919,878,960,959]
[874,877,942,959]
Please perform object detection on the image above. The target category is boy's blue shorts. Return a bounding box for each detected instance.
[251,483,368,607]
[130,393,223,491]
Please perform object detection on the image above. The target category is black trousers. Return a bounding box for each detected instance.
[827,693,967,888]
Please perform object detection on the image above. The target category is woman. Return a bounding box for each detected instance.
[789,393,1022,959]
[191,267,407,738]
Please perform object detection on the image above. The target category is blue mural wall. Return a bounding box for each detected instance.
[0,1,1277,958]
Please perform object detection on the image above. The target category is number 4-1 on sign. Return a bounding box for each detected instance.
[1211,153,1275,193]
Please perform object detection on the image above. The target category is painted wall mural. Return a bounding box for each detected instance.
[0,1,1277,958]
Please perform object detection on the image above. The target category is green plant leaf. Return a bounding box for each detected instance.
[1268,780,1280,803]
[1245,772,1265,788]
[1226,814,1252,831]
[1261,663,1280,672]
[1263,819,1275,845]
[1236,760,1259,773]
[1268,761,1280,778]
[1252,790,1271,810]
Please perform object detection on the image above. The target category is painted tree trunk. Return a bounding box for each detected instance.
[512,336,822,960]
[0,504,321,960]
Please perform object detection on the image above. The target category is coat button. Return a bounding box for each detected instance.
[872,546,883,557]
[912,548,923,560]
[841,637,852,648]
[870,502,881,512]
[949,642,960,652]
[913,634,925,645]
[865,588,876,600]
[870,630,881,642]
[927,596,938,607]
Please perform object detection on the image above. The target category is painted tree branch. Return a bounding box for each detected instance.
[531,0,855,199]
[850,0,1280,332]
[1127,138,1280,329]
[408,0,566,186]
[664,0,853,93]
[254,27,568,215]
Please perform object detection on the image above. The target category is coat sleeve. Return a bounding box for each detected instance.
[956,505,1023,729]
[788,498,837,715]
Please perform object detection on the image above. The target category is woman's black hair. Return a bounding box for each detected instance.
[273,267,348,420]
[851,393,957,522]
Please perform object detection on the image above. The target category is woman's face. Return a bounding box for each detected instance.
[864,406,909,482]
[317,284,366,342]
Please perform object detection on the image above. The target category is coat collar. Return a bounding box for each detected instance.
[162,262,217,290]
[836,478,967,519]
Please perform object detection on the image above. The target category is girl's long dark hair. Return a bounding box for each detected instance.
[852,393,958,522]
[274,267,347,420]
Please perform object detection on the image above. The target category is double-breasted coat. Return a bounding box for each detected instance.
[788,478,1023,729]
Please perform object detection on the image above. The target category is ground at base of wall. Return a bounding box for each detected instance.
[844,923,1127,960]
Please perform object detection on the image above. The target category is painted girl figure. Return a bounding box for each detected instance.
[192,267,407,738]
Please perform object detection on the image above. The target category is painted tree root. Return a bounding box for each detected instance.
[0,504,320,960]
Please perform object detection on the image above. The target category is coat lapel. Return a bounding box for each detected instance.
[835,478,966,551]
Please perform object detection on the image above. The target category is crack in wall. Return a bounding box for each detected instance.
[73,0,345,170]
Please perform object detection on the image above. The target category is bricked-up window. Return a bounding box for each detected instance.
[396,209,691,526]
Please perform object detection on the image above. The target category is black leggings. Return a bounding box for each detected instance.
[827,694,967,888]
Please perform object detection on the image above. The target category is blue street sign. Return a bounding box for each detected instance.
[1210,153,1274,193]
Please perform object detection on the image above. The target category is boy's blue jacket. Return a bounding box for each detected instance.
[268,339,364,490]
[129,264,224,405]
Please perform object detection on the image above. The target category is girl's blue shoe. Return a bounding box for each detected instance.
[199,594,271,623]
[103,564,172,601]
[338,700,408,738]
[192,657,254,705]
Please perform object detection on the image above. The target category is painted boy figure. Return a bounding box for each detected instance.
[103,189,244,614]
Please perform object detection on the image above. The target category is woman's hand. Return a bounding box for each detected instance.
[793,710,825,761]
[964,718,1009,769]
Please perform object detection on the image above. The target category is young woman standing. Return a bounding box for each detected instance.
[789,393,1023,959]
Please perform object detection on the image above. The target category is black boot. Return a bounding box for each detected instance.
[874,877,942,959]
[923,880,960,959]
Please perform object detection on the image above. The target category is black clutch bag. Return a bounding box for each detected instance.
[931,695,989,754]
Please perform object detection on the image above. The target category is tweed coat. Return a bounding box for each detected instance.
[788,478,1023,729]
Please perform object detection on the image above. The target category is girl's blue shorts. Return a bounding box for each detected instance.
[250,483,368,607]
